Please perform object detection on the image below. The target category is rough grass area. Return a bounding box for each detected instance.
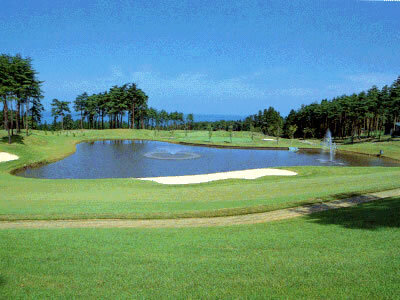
[1,130,400,220]
[1,198,399,298]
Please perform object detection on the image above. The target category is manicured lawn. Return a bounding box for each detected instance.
[1,129,399,298]
[1,130,400,220]
[340,139,400,161]
[1,197,399,298]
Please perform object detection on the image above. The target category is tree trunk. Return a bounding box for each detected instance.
[363,118,366,136]
[80,111,83,130]
[16,101,21,133]
[131,103,135,129]
[20,104,24,131]
[378,117,382,140]
[3,98,11,144]
[2,103,4,130]
[61,115,64,131]
[25,99,29,136]
[10,101,14,136]
[31,106,34,129]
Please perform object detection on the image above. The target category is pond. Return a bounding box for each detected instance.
[16,140,399,179]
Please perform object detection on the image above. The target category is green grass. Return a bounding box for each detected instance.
[1,129,400,298]
[1,198,399,298]
[1,129,400,220]
[340,139,400,161]
[172,129,316,148]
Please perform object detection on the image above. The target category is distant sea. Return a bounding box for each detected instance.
[40,111,245,124]
[193,114,245,122]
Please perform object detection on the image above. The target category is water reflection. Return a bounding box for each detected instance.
[17,140,400,179]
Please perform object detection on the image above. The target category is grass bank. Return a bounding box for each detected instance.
[340,138,400,161]
[1,129,400,221]
[1,197,399,298]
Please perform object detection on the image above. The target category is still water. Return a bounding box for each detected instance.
[17,140,399,179]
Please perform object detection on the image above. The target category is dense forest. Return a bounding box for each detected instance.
[1,53,400,140]
[195,76,400,139]
[282,77,400,139]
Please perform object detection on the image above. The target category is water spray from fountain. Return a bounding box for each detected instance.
[321,129,337,162]
[144,146,201,160]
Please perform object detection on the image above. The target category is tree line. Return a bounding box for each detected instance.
[190,107,285,136]
[283,76,400,139]
[194,76,400,139]
[47,85,195,131]
[2,53,399,141]
[0,54,43,143]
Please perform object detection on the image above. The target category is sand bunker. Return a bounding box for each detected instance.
[0,152,19,163]
[138,168,297,185]
[263,138,275,141]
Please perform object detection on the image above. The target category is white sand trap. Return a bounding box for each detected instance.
[0,152,19,163]
[263,138,275,141]
[138,168,297,185]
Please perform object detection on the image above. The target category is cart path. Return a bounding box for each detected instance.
[1,188,399,229]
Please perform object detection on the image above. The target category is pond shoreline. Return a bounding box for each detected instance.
[10,138,400,178]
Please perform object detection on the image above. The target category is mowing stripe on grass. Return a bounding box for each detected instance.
[1,188,399,229]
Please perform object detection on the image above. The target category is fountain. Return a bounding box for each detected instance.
[321,129,337,162]
[144,146,201,160]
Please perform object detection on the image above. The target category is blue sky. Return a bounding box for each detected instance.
[1,0,400,117]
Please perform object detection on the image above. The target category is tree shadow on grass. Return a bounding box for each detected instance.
[0,135,24,145]
[0,275,6,287]
[305,197,400,230]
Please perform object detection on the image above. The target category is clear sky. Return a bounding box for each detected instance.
[1,0,400,116]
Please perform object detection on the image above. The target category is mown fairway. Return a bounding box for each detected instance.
[1,130,400,220]
[1,130,400,298]
[1,197,400,298]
